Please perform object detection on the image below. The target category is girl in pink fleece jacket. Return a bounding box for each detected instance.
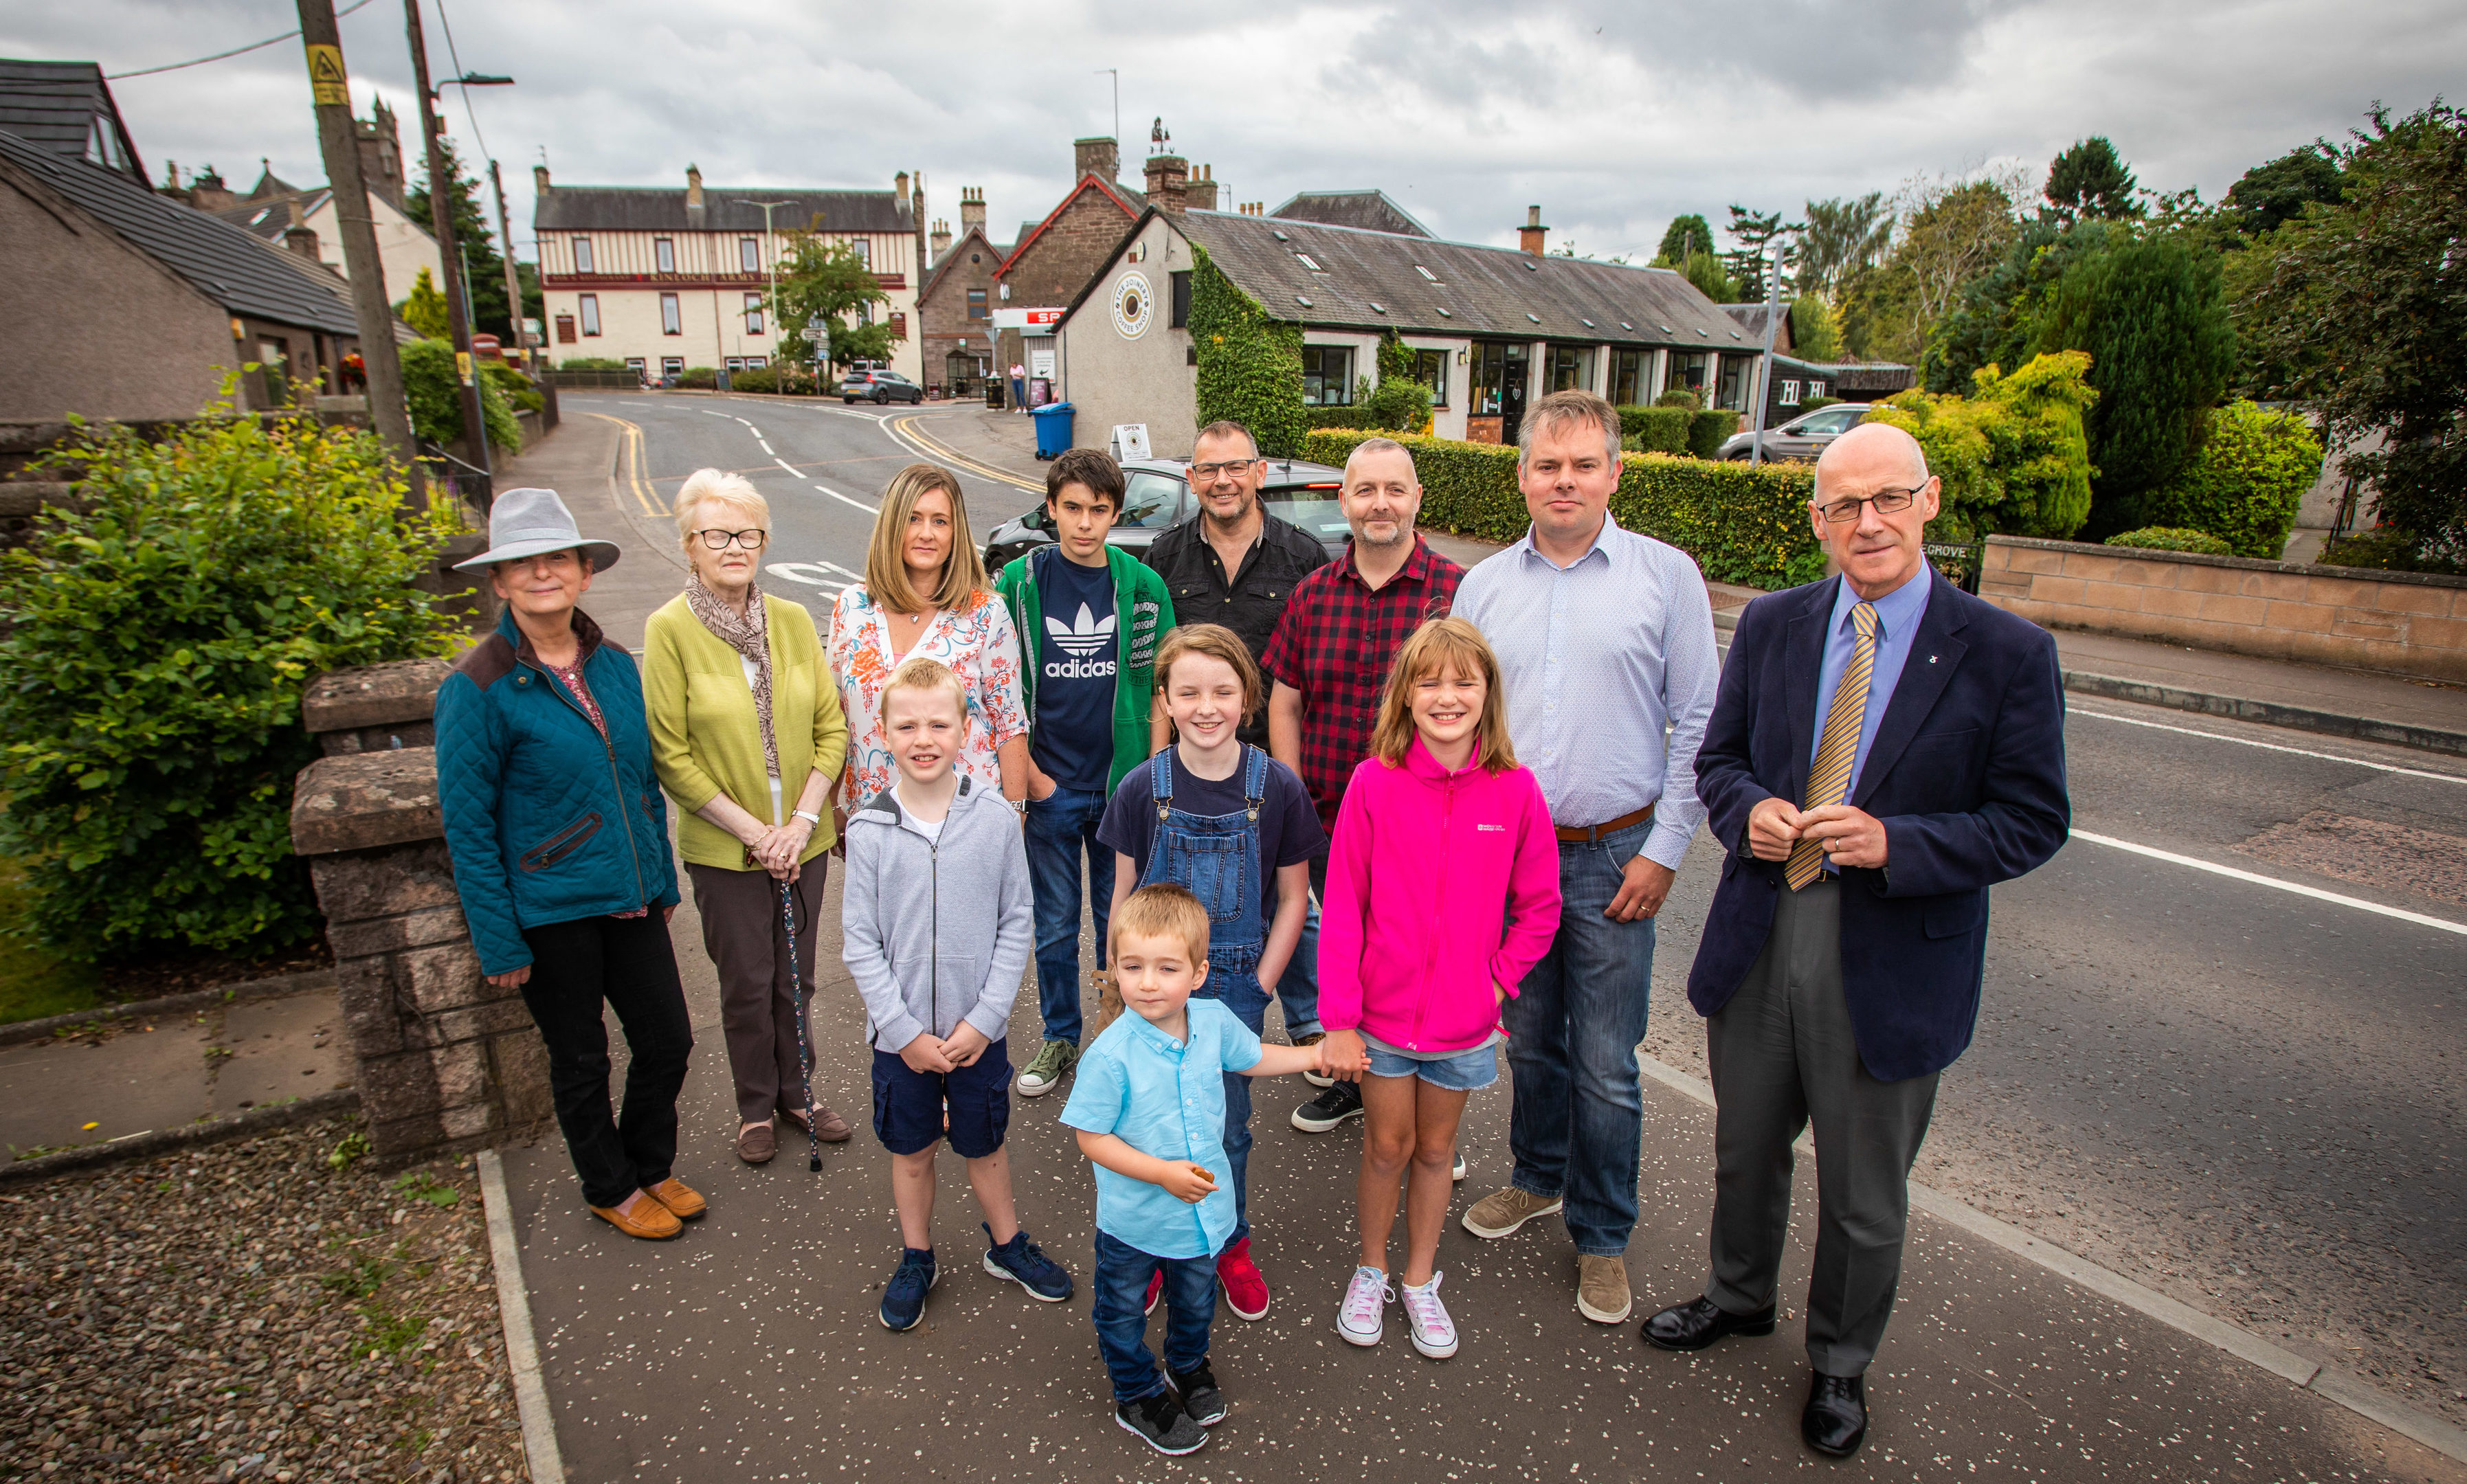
[1319,617,1561,1360]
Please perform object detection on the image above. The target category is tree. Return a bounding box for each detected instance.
[1797,193,1893,300]
[1724,204,1803,303]
[2223,146,2345,236]
[772,233,893,369]
[2045,137,2143,223]
[1790,295,1844,361]
[1866,351,2099,541]
[395,265,451,339]
[1923,216,2114,393]
[405,137,535,341]
[2038,231,2237,532]
[1656,214,1715,264]
[2237,100,2467,563]
[1676,248,1740,304]
[1844,178,2020,365]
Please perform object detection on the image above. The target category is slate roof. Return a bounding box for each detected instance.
[1721,302,1790,348]
[533,184,913,234]
[997,175,1145,278]
[1774,355,1913,394]
[920,224,1007,301]
[214,188,331,243]
[0,126,359,335]
[1139,209,1754,351]
[0,59,144,183]
[1271,190,1433,239]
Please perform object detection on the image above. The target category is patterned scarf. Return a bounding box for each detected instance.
[684,572,779,782]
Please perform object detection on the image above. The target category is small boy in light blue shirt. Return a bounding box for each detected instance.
[1061,883,1359,1457]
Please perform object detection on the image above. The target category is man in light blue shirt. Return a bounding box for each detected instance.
[1452,390,1721,1328]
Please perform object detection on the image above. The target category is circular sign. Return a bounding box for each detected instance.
[1112,271,1154,339]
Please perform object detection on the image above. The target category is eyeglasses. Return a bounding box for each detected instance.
[1188,458,1259,480]
[1816,486,1922,525]
[695,528,769,550]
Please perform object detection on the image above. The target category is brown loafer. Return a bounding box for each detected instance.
[737,1121,777,1165]
[780,1100,854,1143]
[590,1193,682,1241]
[647,1177,707,1219]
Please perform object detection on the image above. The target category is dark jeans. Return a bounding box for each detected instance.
[1091,1229,1217,1403]
[1197,963,1271,1246]
[517,912,695,1209]
[686,860,825,1124]
[1705,878,1940,1376]
[1504,819,1656,1256]
[1025,785,1111,1046]
[1277,860,1322,1040]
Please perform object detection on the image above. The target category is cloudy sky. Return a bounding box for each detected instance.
[9,0,2459,265]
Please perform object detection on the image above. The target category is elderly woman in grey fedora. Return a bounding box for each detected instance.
[434,487,700,1243]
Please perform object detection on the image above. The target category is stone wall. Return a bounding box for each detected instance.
[290,660,550,1161]
[1980,535,2467,684]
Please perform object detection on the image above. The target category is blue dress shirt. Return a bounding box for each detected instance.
[1060,998,1263,1259]
[1808,570,1933,803]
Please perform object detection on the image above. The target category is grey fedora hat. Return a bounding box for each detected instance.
[451,487,623,572]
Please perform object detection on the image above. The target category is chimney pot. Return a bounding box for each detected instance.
[533,163,550,194]
[959,186,987,233]
[1518,204,1550,256]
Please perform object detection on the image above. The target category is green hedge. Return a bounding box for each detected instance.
[1302,428,1818,587]
[1192,244,1306,457]
[2106,526,2233,554]
[2139,399,2321,560]
[1616,405,1690,454]
[401,339,520,451]
[676,366,719,390]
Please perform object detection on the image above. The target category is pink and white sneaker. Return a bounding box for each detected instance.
[1335,1266,1392,1347]
[1398,1271,1459,1359]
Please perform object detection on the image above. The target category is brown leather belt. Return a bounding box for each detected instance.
[1554,804,1654,843]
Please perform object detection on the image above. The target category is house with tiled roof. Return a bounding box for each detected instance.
[0,59,144,185]
[532,164,926,382]
[1046,197,1775,455]
[917,186,1011,395]
[1271,189,1433,239]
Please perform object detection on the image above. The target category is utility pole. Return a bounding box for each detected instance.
[734,199,790,384]
[1748,239,1783,470]
[403,0,491,488]
[293,0,420,501]
[487,159,530,370]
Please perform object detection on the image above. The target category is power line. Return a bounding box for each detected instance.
[430,0,489,161]
[105,0,379,80]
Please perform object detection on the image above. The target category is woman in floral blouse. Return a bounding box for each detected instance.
[828,463,1029,824]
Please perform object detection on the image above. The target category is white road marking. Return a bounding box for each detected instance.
[773,458,802,478]
[764,563,846,588]
[808,482,879,517]
[2068,829,2467,936]
[2067,706,2467,784]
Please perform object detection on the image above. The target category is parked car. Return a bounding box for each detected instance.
[1716,401,1872,462]
[840,368,924,405]
[982,458,1351,570]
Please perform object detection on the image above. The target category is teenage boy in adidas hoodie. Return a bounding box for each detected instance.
[843,656,1072,1331]
[996,447,1175,1101]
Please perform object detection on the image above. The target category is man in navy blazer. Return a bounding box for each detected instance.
[1640,423,2070,1459]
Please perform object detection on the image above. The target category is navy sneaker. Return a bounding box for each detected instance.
[880,1248,937,1331]
[982,1223,1074,1303]
[1168,1359,1227,1426]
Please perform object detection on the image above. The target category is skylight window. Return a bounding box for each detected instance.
[1368,302,1387,313]
[1526,313,1541,324]
[1414,265,1438,282]
[1271,229,1289,242]
[1580,318,1595,328]
[1295,252,1322,272]
[1436,306,1452,317]
[1295,295,1313,307]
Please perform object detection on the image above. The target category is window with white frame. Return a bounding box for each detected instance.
[660,293,682,335]
[1808,380,1829,400]
[1779,379,1802,406]
[624,357,646,378]
[850,238,871,267]
[572,236,594,273]
[660,356,683,379]
[654,237,676,273]
[740,237,760,272]
[579,293,601,337]
[744,293,765,335]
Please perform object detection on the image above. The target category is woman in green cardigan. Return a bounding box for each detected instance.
[645,469,853,1165]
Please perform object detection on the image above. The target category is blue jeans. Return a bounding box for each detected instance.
[1274,897,1321,1039]
[1196,963,1270,1246]
[1092,1230,1216,1403]
[1504,819,1657,1256]
[1025,786,1110,1047]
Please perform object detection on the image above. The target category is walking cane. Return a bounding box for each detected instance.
[778,875,823,1173]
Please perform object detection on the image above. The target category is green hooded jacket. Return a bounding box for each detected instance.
[996,543,1174,794]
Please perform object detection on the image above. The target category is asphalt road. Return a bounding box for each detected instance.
[564,391,2467,1431]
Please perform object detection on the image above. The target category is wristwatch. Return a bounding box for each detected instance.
[792,809,823,826]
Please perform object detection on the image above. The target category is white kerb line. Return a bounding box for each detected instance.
[2066,706,2467,785]
[2068,829,2467,936]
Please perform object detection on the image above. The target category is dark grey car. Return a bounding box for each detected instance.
[840,369,924,405]
[1717,402,1871,462]
[982,458,1350,570]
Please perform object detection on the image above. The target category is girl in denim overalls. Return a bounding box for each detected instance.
[1099,624,1321,1319]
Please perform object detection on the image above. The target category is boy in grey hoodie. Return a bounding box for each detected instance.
[842,658,1073,1330]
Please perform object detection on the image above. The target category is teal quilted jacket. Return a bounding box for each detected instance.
[435,607,680,975]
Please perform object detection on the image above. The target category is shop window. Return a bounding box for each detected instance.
[1301,345,1353,406]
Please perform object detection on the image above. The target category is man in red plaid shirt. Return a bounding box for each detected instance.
[1265,436,1466,1134]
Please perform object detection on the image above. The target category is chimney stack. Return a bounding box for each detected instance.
[1185,164,1218,212]
[283,196,320,260]
[959,186,987,234]
[533,163,550,195]
[685,164,704,226]
[1143,153,1188,214]
[1073,136,1119,183]
[187,164,235,212]
[1519,204,1548,256]
[930,218,952,260]
[895,170,911,214]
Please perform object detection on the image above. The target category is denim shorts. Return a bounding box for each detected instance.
[1363,1037,1499,1092]
[871,1037,1011,1158]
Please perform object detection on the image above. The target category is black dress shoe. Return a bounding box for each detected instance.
[1802,1372,1867,1458]
[1641,1294,1778,1351]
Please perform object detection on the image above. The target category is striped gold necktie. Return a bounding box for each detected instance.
[1787,600,1879,890]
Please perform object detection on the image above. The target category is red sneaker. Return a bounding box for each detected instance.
[1216,1235,1270,1320]
[1143,1268,1163,1315]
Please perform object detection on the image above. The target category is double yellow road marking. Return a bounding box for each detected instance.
[889,412,1040,493]
[587,412,662,517]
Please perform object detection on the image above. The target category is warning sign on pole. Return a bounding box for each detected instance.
[304,44,349,106]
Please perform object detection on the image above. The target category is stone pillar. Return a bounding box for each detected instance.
[289,661,551,1162]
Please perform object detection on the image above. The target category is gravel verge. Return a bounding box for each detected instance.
[0,1114,531,1482]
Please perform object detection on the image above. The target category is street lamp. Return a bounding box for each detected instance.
[735,199,791,384]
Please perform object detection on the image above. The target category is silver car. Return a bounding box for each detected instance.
[1718,403,1870,462]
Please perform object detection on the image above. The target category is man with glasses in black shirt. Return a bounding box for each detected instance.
[1143,418,1334,1050]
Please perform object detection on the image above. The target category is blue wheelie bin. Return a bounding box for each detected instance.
[1031,401,1075,461]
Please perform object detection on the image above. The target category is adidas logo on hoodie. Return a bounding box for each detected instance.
[1045,603,1118,679]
